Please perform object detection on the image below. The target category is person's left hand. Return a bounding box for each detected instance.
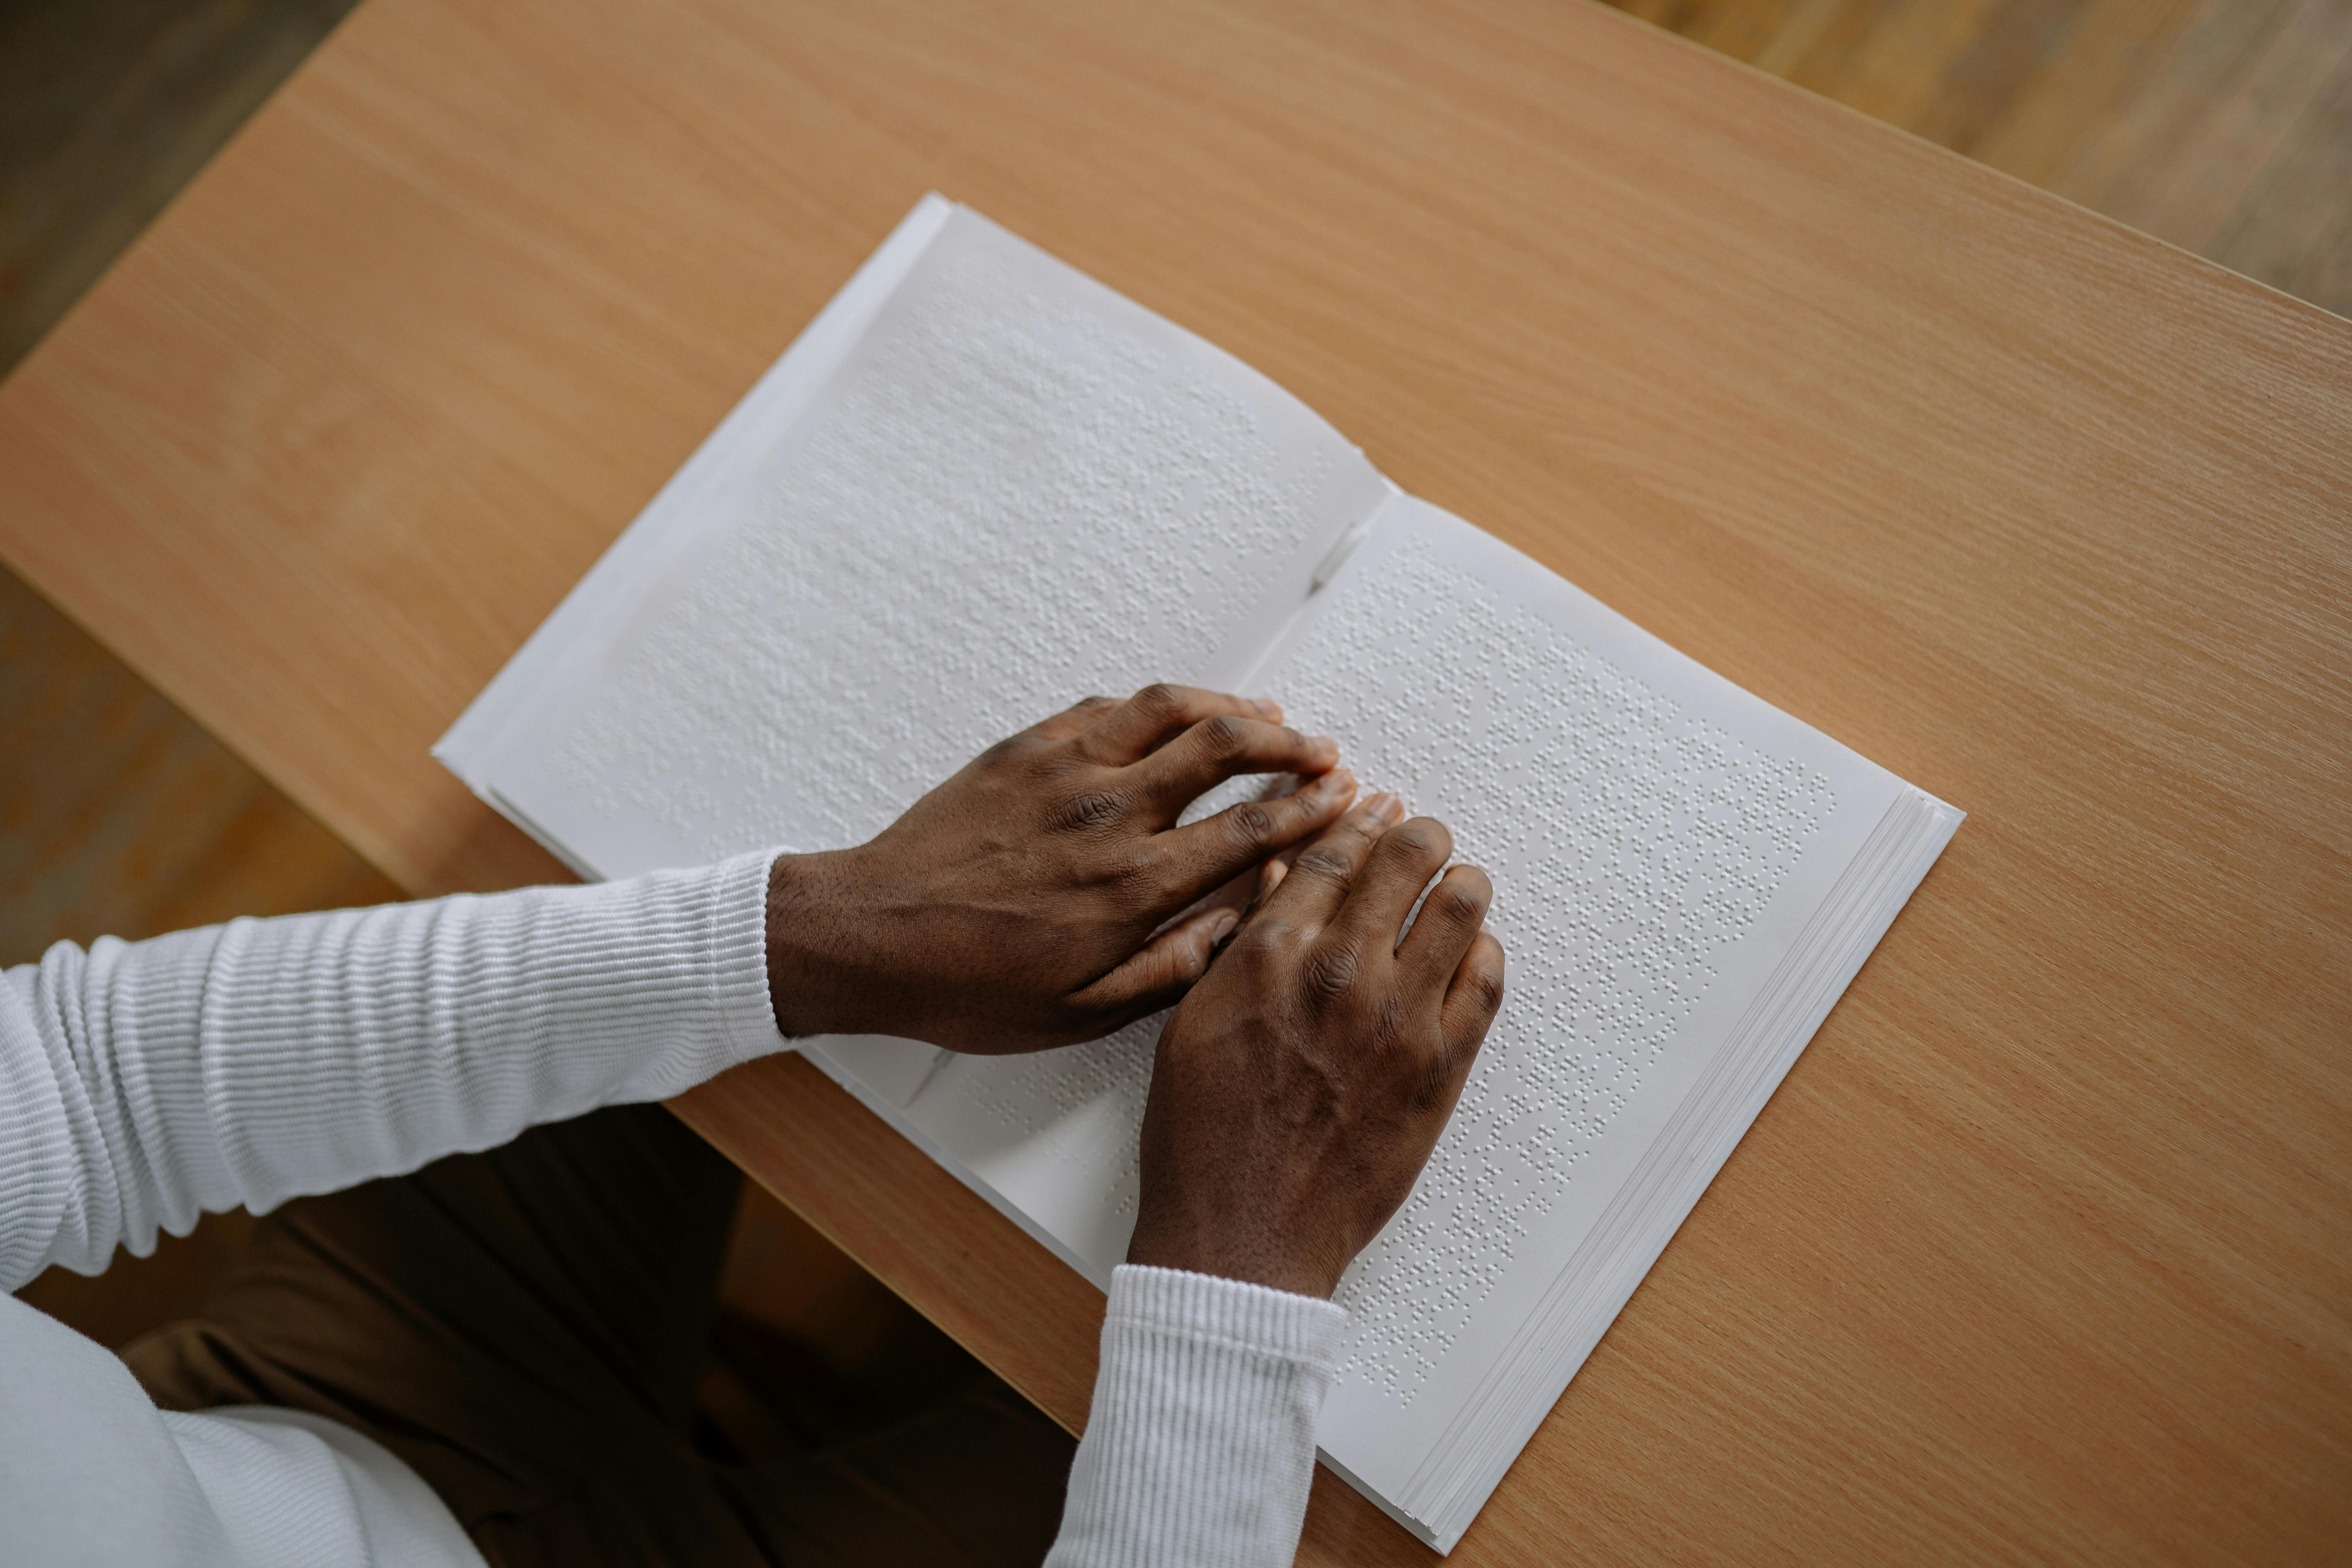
[763,684,1357,1053]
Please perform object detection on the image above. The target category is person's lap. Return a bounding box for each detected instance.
[122,1103,1072,1568]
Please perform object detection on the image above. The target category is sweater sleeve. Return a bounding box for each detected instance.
[0,850,780,1293]
[1047,1264,1347,1568]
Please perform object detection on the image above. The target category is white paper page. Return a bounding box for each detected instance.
[471,204,1389,875]
[872,998,1165,1280]
[1230,497,1914,1519]
[436,195,959,792]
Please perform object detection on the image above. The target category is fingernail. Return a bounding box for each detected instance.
[1255,697,1284,720]
[1210,910,1240,945]
[1361,791,1403,822]
[1310,733,1338,754]
[1318,768,1356,798]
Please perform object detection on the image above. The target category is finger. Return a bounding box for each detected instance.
[1408,930,1504,1118]
[1145,768,1357,908]
[1330,815,1455,954]
[1397,864,1493,989]
[1071,903,1242,1023]
[1438,929,1506,1067]
[1252,856,1289,909]
[1128,715,1341,823]
[1261,793,1406,928]
[1225,855,1288,939]
[1080,683,1284,764]
[1033,694,1121,741]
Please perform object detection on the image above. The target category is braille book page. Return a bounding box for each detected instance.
[1259,500,1929,1524]
[466,204,1389,877]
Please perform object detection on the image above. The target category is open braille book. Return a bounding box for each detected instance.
[437,194,1961,1552]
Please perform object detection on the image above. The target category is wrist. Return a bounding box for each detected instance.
[1125,1208,1348,1300]
[764,849,875,1039]
[1109,1263,1349,1363]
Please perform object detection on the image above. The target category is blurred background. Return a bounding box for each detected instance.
[3,0,2346,1374]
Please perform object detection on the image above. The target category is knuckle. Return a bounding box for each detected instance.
[1472,954,1506,1012]
[1196,712,1252,757]
[1293,844,1357,882]
[1053,788,1129,833]
[1300,942,1359,1002]
[1383,826,1437,862]
[1436,886,1486,926]
[1225,800,1279,848]
[1005,727,1069,768]
[1133,682,1185,717]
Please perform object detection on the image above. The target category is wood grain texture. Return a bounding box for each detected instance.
[0,0,363,370]
[0,564,401,968]
[673,1058,1111,1436]
[0,0,2346,1561]
[1604,0,2352,317]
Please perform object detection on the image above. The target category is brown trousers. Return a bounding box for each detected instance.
[123,1103,1073,1567]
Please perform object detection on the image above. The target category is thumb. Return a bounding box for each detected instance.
[1072,905,1241,1024]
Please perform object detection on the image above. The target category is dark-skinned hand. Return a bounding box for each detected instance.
[1126,795,1507,1299]
[764,684,1358,1053]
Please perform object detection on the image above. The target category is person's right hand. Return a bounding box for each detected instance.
[1125,795,1507,1299]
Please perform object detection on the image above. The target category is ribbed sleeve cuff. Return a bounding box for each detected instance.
[1105,1264,1347,1370]
[708,848,784,1067]
[1045,1265,1345,1568]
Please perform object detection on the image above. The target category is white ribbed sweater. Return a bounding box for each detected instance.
[0,851,1344,1567]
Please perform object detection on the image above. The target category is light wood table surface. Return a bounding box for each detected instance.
[3,0,2347,1560]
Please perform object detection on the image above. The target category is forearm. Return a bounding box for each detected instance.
[1047,1265,1345,1568]
[0,850,780,1290]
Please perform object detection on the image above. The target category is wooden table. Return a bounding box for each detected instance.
[4,0,2346,1560]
